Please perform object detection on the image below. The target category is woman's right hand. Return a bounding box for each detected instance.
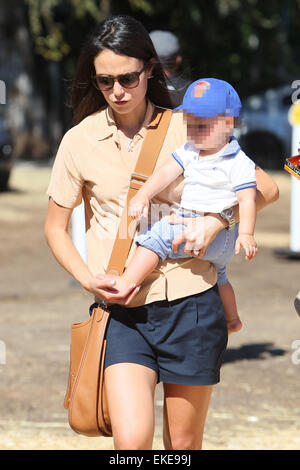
[169,212,227,258]
[84,273,140,305]
[129,195,149,220]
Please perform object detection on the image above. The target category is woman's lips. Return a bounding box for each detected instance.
[114,101,128,105]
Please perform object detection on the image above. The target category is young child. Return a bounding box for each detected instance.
[108,78,258,334]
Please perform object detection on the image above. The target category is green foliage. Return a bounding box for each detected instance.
[25,0,300,96]
[128,0,153,15]
[26,0,104,61]
[26,0,154,61]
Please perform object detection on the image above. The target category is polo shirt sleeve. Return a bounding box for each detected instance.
[46,132,83,208]
[171,143,194,170]
[229,151,257,192]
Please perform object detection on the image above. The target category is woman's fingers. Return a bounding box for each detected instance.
[168,215,188,225]
[184,236,206,257]
[172,231,186,253]
[95,275,119,292]
[94,273,140,304]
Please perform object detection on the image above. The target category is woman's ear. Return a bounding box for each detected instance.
[146,58,155,79]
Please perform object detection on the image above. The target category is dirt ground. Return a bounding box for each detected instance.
[0,164,299,450]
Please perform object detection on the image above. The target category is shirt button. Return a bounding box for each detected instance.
[147,325,155,331]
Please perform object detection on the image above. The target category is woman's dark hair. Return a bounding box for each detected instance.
[71,15,173,125]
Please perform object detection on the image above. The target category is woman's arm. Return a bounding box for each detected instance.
[44,197,139,304]
[233,165,279,220]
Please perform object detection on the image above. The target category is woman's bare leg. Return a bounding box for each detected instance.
[104,363,158,450]
[163,383,213,450]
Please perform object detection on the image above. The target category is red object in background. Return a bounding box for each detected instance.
[284,154,300,179]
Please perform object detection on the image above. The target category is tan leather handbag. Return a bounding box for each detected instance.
[63,108,172,437]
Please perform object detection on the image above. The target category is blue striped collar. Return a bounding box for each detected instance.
[221,136,240,157]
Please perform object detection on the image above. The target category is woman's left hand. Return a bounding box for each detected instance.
[169,213,227,258]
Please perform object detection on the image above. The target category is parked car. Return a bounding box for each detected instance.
[0,115,14,191]
[237,84,293,170]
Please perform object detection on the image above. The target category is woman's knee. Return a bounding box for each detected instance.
[113,428,153,450]
[166,431,202,450]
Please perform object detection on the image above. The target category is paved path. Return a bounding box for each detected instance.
[0,166,299,450]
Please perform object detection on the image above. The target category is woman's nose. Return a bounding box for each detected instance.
[113,80,125,98]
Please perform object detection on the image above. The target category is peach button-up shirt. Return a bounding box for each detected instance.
[47,101,216,307]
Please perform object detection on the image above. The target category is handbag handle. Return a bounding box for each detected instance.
[106,107,172,276]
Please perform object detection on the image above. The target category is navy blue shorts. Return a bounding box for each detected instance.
[89,285,228,386]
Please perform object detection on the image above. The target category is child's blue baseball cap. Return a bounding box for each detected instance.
[174,78,241,117]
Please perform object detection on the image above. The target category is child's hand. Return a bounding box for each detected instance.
[129,195,149,220]
[235,234,258,260]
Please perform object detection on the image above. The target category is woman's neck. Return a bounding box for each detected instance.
[113,99,148,139]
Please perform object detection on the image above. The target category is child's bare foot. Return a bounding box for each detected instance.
[227,318,243,335]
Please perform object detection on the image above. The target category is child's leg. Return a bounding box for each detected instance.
[122,246,160,286]
[218,281,242,334]
[107,217,184,295]
[105,246,159,300]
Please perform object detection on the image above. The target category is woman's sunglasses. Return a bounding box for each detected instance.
[92,63,149,91]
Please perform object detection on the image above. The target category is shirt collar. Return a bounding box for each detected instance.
[97,100,155,142]
[221,136,240,157]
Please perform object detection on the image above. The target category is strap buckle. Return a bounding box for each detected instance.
[97,299,110,310]
[130,172,148,183]
[130,172,148,190]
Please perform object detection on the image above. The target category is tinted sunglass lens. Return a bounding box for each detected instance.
[96,77,114,90]
[93,69,143,91]
[119,73,139,88]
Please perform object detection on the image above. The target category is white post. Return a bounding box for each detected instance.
[288,98,300,255]
[71,201,88,264]
[290,124,300,253]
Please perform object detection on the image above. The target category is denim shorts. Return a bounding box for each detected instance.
[90,285,228,386]
[136,209,239,286]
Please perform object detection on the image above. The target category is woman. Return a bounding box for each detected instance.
[44,15,279,450]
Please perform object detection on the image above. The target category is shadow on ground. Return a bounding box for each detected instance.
[223,342,286,363]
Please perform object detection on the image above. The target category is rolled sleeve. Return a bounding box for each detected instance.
[46,133,83,208]
[230,151,256,193]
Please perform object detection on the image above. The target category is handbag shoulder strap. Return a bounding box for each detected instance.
[106,107,172,276]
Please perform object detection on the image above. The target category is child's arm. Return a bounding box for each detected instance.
[129,157,183,219]
[235,187,257,260]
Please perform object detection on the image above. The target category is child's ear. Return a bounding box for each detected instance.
[225,116,234,126]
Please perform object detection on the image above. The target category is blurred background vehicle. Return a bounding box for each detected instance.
[238,84,293,170]
[0,111,14,191]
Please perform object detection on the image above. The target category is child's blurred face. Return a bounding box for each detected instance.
[184,114,234,152]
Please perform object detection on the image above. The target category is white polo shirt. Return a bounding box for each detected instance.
[172,137,257,213]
